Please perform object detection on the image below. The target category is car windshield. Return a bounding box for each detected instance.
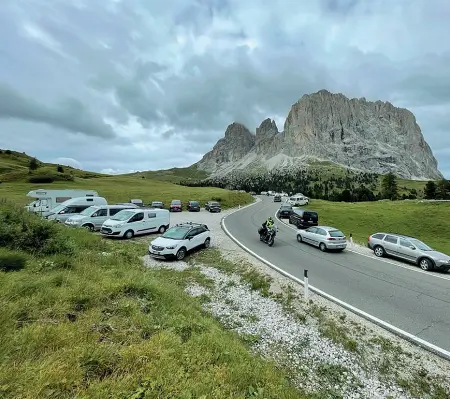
[210,202,219,206]
[171,200,181,205]
[410,239,433,251]
[280,206,291,210]
[162,227,189,240]
[111,210,135,221]
[190,201,199,205]
[152,202,162,205]
[49,204,65,214]
[329,230,345,237]
[80,206,98,216]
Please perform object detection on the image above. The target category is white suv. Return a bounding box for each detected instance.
[148,222,211,260]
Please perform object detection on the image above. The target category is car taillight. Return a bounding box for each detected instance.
[327,237,336,241]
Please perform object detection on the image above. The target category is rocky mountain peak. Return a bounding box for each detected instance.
[195,90,442,180]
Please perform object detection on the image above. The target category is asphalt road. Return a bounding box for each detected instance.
[224,196,450,353]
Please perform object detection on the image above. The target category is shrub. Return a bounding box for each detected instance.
[5,149,11,155]
[0,202,75,256]
[57,165,64,173]
[0,251,27,272]
[28,175,54,183]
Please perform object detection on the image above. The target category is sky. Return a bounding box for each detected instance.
[0,0,449,177]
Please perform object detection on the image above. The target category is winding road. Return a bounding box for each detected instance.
[223,196,450,355]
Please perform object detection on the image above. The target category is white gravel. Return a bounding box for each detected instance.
[141,200,450,399]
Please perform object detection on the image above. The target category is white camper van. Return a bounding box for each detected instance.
[100,208,170,239]
[288,195,309,206]
[25,189,98,215]
[46,197,108,223]
[65,204,137,231]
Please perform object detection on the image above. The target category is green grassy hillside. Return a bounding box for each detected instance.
[126,165,209,184]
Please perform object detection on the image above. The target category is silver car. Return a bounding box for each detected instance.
[368,233,450,272]
[296,226,347,252]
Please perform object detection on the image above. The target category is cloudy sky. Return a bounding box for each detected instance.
[0,0,449,177]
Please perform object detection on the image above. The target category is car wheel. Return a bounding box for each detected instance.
[297,234,302,243]
[204,238,211,248]
[84,224,94,232]
[419,258,434,271]
[176,247,186,260]
[124,229,134,239]
[288,218,292,224]
[319,243,327,252]
[158,225,166,234]
[373,246,385,257]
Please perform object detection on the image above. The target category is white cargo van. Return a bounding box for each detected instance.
[65,204,137,231]
[25,189,98,215]
[100,208,170,239]
[46,197,108,223]
[288,195,309,206]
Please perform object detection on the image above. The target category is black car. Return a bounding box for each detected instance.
[278,204,293,218]
[205,201,221,213]
[150,201,164,209]
[273,195,281,202]
[187,200,200,212]
[289,209,319,229]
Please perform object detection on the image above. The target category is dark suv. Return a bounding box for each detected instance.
[289,209,319,229]
[277,204,293,219]
[205,201,221,213]
[187,200,200,212]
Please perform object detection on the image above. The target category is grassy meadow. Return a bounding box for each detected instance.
[305,199,450,254]
[0,202,306,398]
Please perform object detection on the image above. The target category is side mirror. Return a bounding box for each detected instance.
[410,246,416,250]
[187,236,193,240]
[33,204,36,207]
[59,211,65,214]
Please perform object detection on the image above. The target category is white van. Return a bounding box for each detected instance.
[288,195,309,206]
[46,197,108,223]
[25,189,98,215]
[100,208,170,239]
[65,204,137,231]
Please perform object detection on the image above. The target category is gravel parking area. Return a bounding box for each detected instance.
[140,202,450,398]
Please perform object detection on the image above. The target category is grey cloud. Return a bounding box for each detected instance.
[0,83,115,138]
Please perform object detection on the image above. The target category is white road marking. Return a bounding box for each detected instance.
[274,209,450,282]
[221,205,450,361]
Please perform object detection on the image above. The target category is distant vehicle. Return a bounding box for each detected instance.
[273,194,282,202]
[187,200,200,212]
[205,201,221,213]
[65,204,137,231]
[169,200,182,212]
[297,226,347,252]
[115,202,140,208]
[25,189,98,215]
[277,204,293,219]
[260,191,267,195]
[368,233,450,272]
[46,197,108,223]
[289,209,318,229]
[130,199,144,207]
[149,222,211,260]
[101,208,170,239]
[150,201,164,209]
[249,191,256,195]
[288,195,309,206]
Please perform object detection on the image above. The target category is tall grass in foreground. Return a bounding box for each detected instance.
[0,202,305,399]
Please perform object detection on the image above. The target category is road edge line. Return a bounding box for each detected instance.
[221,202,450,362]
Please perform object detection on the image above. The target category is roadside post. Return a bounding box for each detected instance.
[349,233,353,247]
[304,269,309,300]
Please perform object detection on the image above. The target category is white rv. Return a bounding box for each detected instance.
[100,208,170,239]
[46,197,108,223]
[25,189,98,215]
[288,195,309,206]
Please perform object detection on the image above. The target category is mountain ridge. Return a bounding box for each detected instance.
[194,90,442,180]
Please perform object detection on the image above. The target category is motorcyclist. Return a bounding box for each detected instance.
[261,216,274,239]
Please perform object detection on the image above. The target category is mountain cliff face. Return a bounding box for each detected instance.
[195,90,443,180]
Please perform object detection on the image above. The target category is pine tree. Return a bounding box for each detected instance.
[381,172,398,200]
[29,157,39,171]
[424,181,437,199]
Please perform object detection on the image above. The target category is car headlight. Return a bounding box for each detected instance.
[166,245,178,249]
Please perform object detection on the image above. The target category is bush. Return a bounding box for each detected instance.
[28,175,54,183]
[0,251,27,272]
[0,202,75,256]
[5,149,11,155]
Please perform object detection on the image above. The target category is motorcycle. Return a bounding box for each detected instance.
[258,225,278,247]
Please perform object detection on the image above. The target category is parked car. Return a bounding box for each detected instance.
[297,226,347,252]
[289,209,318,229]
[130,199,144,207]
[46,196,108,223]
[169,200,182,212]
[277,204,293,219]
[368,233,450,272]
[65,204,137,231]
[148,222,211,260]
[100,208,170,239]
[187,200,200,212]
[273,194,282,202]
[205,201,221,213]
[115,202,140,208]
[150,201,164,209]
